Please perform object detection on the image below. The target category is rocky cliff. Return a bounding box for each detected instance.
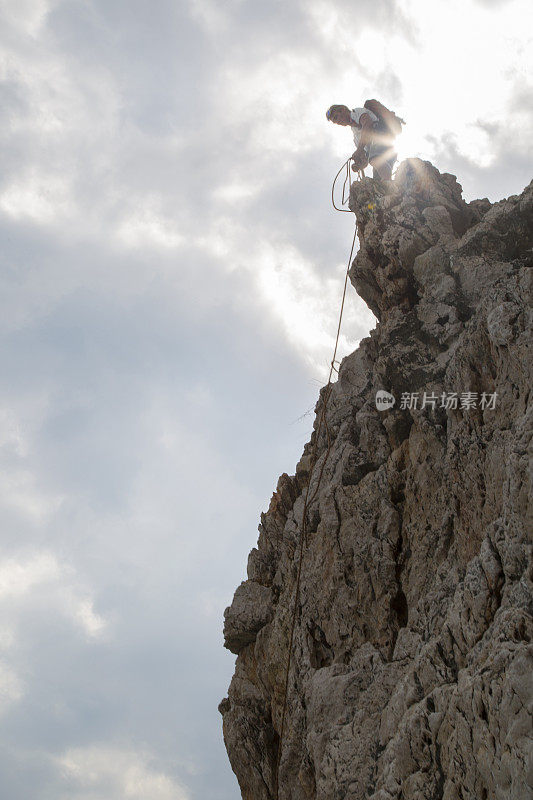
[219,159,533,800]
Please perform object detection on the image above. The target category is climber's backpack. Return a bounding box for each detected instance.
[364,99,405,136]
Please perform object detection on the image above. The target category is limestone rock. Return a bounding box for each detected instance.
[220,159,533,800]
[223,580,274,654]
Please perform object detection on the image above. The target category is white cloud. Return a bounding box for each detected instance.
[72,598,107,639]
[0,551,108,639]
[212,181,258,203]
[57,746,190,800]
[0,401,64,527]
[0,470,64,523]
[116,205,185,250]
[0,659,24,714]
[0,0,57,36]
[0,403,35,459]
[0,552,61,598]
[188,0,232,35]
[216,45,334,158]
[0,550,108,725]
[0,171,74,224]
[251,238,374,376]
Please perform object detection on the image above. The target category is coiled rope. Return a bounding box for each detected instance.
[274,159,363,799]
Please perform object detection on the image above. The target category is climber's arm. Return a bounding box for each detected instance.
[351,113,375,169]
[353,113,374,154]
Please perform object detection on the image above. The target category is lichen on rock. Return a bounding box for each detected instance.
[220,159,533,800]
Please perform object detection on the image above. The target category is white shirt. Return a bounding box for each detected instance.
[350,107,378,148]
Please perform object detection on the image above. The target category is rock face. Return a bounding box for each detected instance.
[220,160,533,800]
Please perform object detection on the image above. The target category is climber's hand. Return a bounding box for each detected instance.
[351,149,368,170]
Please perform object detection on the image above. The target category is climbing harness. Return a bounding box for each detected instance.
[274,159,363,799]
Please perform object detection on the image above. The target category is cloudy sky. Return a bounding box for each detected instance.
[0,0,531,798]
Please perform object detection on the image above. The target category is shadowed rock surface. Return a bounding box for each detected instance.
[220,159,533,800]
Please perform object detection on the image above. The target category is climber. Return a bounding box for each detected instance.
[326,100,403,180]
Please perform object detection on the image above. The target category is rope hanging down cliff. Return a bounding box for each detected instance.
[274,161,363,799]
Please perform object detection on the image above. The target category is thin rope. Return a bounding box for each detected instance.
[274,163,360,799]
[332,159,364,212]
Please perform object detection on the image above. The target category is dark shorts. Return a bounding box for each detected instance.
[366,142,397,172]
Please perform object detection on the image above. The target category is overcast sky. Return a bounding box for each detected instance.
[0,1,531,798]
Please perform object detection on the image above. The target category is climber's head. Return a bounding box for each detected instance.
[326,105,352,126]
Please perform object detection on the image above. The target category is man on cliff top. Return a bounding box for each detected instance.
[326,101,402,180]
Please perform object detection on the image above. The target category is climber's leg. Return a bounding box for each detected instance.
[372,161,393,181]
[369,145,397,181]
